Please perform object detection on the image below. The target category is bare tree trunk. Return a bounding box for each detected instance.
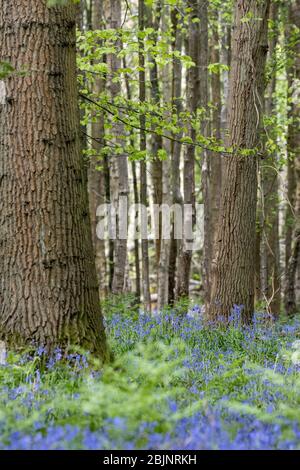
[156,5,176,310]
[107,0,129,294]
[220,12,231,168]
[297,250,300,308]
[285,123,295,274]
[157,158,171,310]
[139,0,151,310]
[284,0,300,316]
[260,2,281,316]
[77,1,90,154]
[104,151,114,292]
[285,225,300,316]
[210,6,222,252]
[176,0,200,299]
[88,0,107,298]
[0,0,107,358]
[131,160,141,300]
[123,57,141,301]
[200,1,210,303]
[208,0,270,323]
[147,4,163,290]
[168,7,183,305]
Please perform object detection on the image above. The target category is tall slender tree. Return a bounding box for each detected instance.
[139,0,151,310]
[147,3,163,291]
[260,1,281,315]
[107,0,129,295]
[284,0,300,316]
[208,0,270,322]
[0,0,107,357]
[123,57,141,301]
[176,0,200,299]
[209,4,222,288]
[157,5,174,310]
[88,0,108,297]
[168,6,183,305]
[199,0,210,303]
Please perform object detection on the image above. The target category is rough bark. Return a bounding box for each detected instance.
[157,158,171,310]
[168,7,183,305]
[210,6,222,254]
[260,2,281,316]
[208,0,270,323]
[297,249,300,307]
[0,0,107,357]
[284,0,300,316]
[285,120,296,274]
[220,11,231,179]
[77,1,90,157]
[176,0,200,299]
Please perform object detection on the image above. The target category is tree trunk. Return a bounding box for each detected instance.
[208,0,270,323]
[200,0,209,303]
[284,0,300,316]
[210,6,222,258]
[131,160,141,300]
[156,5,175,310]
[123,57,141,301]
[139,0,151,311]
[157,158,171,310]
[88,0,107,298]
[260,2,281,316]
[76,1,88,151]
[176,0,200,299]
[297,250,300,308]
[168,7,183,305]
[147,4,163,294]
[220,11,231,182]
[107,0,129,295]
[0,0,107,358]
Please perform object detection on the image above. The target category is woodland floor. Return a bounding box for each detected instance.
[1,299,300,450]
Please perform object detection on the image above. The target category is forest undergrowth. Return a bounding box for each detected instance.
[1,297,300,450]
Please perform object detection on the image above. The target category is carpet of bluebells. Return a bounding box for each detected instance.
[1,298,300,450]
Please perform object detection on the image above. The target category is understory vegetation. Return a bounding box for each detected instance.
[1,299,300,450]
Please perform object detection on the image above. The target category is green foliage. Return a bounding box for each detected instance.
[0,61,14,80]
[0,336,196,448]
[208,63,230,74]
[47,0,79,7]
[101,293,140,319]
[1,302,300,448]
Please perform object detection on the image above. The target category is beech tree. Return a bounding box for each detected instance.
[260,2,281,315]
[139,0,151,310]
[0,0,108,357]
[176,0,200,299]
[209,2,222,305]
[88,0,108,297]
[168,6,183,305]
[284,0,300,316]
[208,0,270,322]
[106,0,129,295]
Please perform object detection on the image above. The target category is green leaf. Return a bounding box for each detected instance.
[208,63,230,74]
[47,0,79,6]
[157,149,168,161]
[0,61,15,80]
